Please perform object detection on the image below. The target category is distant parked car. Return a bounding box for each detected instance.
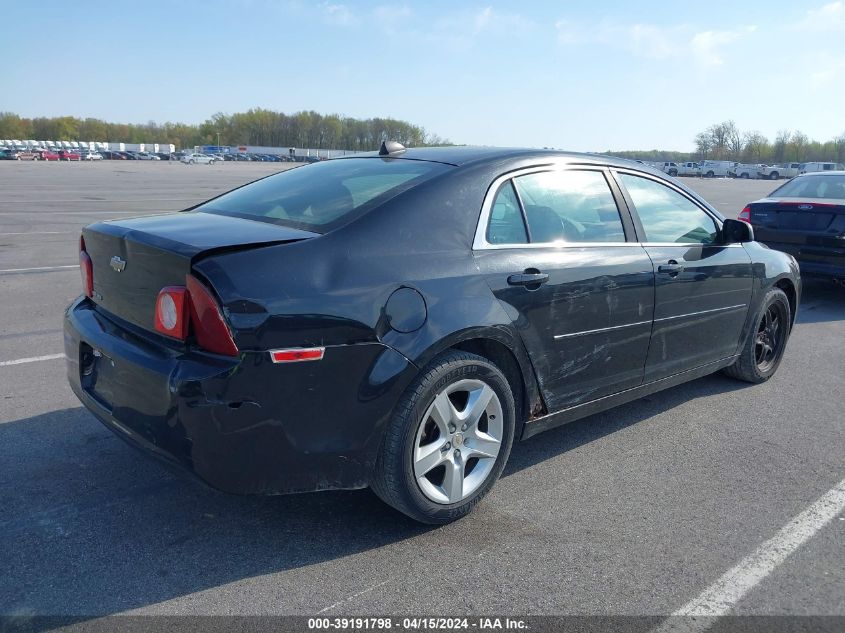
[0,149,17,160]
[733,164,766,179]
[799,162,845,175]
[81,151,104,161]
[675,161,701,177]
[37,149,61,161]
[759,163,802,180]
[181,153,217,165]
[57,150,81,161]
[699,160,737,178]
[740,170,845,281]
[155,153,171,161]
[16,149,40,161]
[659,161,679,176]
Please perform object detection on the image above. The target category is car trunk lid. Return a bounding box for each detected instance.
[82,211,317,332]
[750,198,845,245]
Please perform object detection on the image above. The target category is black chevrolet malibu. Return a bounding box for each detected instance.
[65,144,801,523]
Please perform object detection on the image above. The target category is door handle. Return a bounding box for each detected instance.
[658,260,684,275]
[507,272,549,287]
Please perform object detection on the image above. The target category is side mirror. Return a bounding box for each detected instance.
[722,218,754,244]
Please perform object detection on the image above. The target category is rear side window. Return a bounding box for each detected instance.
[196,158,449,233]
[620,174,717,244]
[487,181,528,244]
[513,170,626,243]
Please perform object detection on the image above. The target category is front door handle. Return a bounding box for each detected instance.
[658,260,684,275]
[507,272,549,287]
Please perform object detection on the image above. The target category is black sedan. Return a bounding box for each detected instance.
[65,144,800,523]
[740,171,845,281]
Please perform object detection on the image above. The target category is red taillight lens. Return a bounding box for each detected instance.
[270,348,325,363]
[738,206,751,223]
[79,236,93,298]
[185,274,239,357]
[154,286,189,339]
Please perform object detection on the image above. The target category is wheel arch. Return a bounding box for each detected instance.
[773,277,798,328]
[410,327,546,439]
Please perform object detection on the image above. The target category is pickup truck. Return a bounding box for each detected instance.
[758,163,801,180]
[732,163,766,179]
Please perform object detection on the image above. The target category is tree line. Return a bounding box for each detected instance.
[0,109,449,151]
[609,121,845,165]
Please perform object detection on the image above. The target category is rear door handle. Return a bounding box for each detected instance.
[507,272,549,287]
[657,261,684,275]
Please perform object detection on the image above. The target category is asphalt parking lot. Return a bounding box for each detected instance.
[0,162,842,621]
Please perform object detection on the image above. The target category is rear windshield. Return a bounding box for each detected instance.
[195,158,450,233]
[772,175,845,200]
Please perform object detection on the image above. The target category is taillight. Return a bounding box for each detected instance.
[738,206,751,223]
[79,235,93,298]
[154,286,189,339]
[152,276,239,356]
[185,274,239,357]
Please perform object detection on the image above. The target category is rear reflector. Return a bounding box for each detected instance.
[270,347,325,363]
[738,206,751,223]
[79,236,93,298]
[185,274,239,357]
[154,286,189,339]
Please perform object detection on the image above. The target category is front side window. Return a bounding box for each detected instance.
[619,174,718,244]
[512,170,626,243]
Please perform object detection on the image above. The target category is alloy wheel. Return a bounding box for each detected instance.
[413,379,503,505]
[755,303,785,372]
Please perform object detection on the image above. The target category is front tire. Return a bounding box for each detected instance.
[769,172,779,180]
[371,350,516,524]
[724,288,791,383]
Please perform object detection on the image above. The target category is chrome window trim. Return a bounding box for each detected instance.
[473,166,629,251]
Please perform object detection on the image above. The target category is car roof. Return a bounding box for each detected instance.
[796,170,845,176]
[345,145,656,171]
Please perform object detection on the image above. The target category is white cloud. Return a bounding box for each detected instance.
[320,2,357,27]
[690,26,755,67]
[556,19,755,68]
[373,5,533,49]
[796,1,845,31]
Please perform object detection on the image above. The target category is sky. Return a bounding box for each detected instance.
[2,0,844,151]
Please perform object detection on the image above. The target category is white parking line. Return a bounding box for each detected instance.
[0,231,66,236]
[0,211,145,215]
[0,265,77,273]
[653,477,845,632]
[0,353,65,367]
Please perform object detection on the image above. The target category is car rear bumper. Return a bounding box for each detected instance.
[64,297,417,495]
[760,240,845,279]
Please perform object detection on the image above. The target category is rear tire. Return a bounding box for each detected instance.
[769,172,779,180]
[723,288,791,383]
[371,350,515,524]
[706,170,715,178]
[668,169,678,176]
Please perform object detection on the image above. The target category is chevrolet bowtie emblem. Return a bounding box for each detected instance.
[110,256,126,272]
